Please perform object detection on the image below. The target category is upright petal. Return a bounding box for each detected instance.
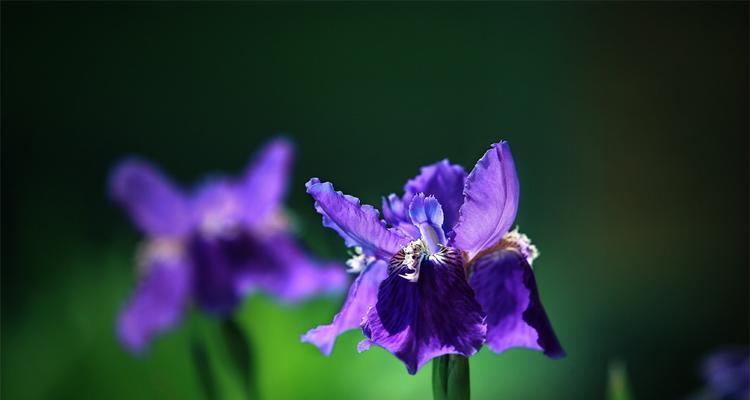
[381,194,420,239]
[361,248,486,374]
[301,260,388,355]
[408,194,447,253]
[469,249,564,358]
[240,138,294,225]
[306,178,410,260]
[117,256,192,354]
[402,160,466,233]
[109,158,192,236]
[452,141,519,260]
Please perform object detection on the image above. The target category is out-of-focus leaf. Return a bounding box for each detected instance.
[221,318,258,400]
[607,360,634,400]
[191,338,217,400]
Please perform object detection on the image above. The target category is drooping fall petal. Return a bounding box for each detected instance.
[117,256,192,353]
[302,260,388,355]
[469,248,564,358]
[361,248,486,374]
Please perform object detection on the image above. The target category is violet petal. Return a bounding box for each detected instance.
[190,232,259,314]
[301,260,388,355]
[408,194,447,253]
[255,233,347,303]
[469,249,564,358]
[402,160,466,233]
[306,178,410,259]
[452,141,519,259]
[239,138,294,225]
[361,248,486,374]
[117,256,192,353]
[382,194,420,239]
[109,158,192,237]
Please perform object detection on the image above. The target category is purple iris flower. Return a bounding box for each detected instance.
[302,140,564,374]
[696,348,749,400]
[111,138,346,353]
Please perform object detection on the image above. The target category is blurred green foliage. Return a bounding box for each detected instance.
[2,2,747,399]
[607,361,633,400]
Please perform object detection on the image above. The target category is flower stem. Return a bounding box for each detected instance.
[221,317,259,400]
[432,354,470,400]
[190,317,260,400]
[191,336,217,400]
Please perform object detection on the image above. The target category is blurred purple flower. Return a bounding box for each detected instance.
[301,140,564,374]
[694,347,749,400]
[111,138,346,353]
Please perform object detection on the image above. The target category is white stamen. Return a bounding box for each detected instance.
[502,226,539,266]
[136,237,185,276]
[251,209,291,239]
[398,240,426,282]
[345,246,374,274]
[199,195,243,238]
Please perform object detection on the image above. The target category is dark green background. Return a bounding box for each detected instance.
[2,2,747,399]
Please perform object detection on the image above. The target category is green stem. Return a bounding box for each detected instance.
[221,317,259,400]
[190,317,259,400]
[432,354,470,400]
[191,336,217,400]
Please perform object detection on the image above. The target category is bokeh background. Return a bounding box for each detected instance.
[2,2,747,399]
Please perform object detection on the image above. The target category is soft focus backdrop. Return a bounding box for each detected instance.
[2,2,748,399]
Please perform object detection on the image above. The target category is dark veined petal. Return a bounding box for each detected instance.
[117,256,192,354]
[469,249,564,358]
[301,260,388,355]
[402,160,466,233]
[239,137,294,225]
[306,178,410,259]
[109,158,192,237]
[361,247,486,374]
[452,141,519,260]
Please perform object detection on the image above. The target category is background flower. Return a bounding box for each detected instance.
[112,138,346,353]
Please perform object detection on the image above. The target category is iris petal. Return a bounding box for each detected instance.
[240,137,294,225]
[401,160,466,233]
[117,256,192,353]
[256,233,347,303]
[109,159,192,237]
[306,178,410,259]
[469,249,564,358]
[452,141,519,260]
[191,233,252,314]
[408,194,446,253]
[361,248,486,374]
[301,260,388,355]
[382,194,420,239]
[192,227,346,314]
